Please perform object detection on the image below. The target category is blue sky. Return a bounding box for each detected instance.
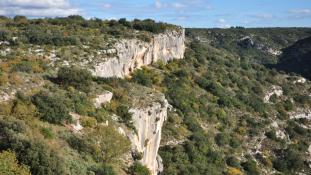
[1,0,311,28]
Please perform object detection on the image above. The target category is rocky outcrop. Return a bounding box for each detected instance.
[238,36,282,56]
[127,86,170,175]
[92,29,185,78]
[93,91,113,108]
[263,85,283,103]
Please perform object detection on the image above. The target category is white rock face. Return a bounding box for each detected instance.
[128,88,170,175]
[289,109,311,120]
[271,121,287,139]
[289,109,311,129]
[92,29,185,78]
[93,91,113,108]
[69,113,83,133]
[264,85,283,103]
[293,77,307,84]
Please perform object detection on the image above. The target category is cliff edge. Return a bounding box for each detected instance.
[92,29,185,78]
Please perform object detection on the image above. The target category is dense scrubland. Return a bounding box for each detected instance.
[0,16,311,175]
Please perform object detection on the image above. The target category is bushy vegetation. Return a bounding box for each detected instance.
[153,30,310,174]
[0,150,31,175]
[31,91,72,124]
[128,162,151,175]
[57,67,93,92]
[67,125,131,163]
[186,28,311,64]
[0,18,311,175]
[0,118,65,175]
[0,16,177,47]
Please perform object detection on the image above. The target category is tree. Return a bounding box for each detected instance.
[215,133,230,146]
[128,162,151,175]
[226,157,240,167]
[116,105,133,125]
[0,150,31,175]
[0,118,65,175]
[92,165,116,175]
[57,67,93,92]
[242,160,259,175]
[13,16,28,24]
[132,68,153,87]
[85,125,131,163]
[31,91,72,124]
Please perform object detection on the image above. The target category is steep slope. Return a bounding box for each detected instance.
[274,36,311,79]
[92,30,185,77]
[1,17,311,175]
[0,16,184,175]
[127,86,170,175]
[187,28,311,64]
[147,29,311,175]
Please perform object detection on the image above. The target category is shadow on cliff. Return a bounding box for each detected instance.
[267,36,311,80]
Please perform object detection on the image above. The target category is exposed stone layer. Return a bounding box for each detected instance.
[127,86,170,175]
[92,29,185,78]
[93,91,113,108]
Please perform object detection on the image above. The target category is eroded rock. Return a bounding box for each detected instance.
[93,91,113,108]
[127,86,170,175]
[92,29,185,78]
[264,85,283,103]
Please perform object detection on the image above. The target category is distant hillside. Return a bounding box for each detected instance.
[274,36,311,79]
[186,28,311,64]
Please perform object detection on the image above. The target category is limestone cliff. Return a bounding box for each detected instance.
[127,86,170,175]
[92,29,185,78]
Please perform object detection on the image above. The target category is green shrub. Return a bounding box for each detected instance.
[128,162,151,175]
[31,91,72,124]
[242,160,259,175]
[132,151,143,161]
[226,156,240,167]
[57,67,93,92]
[132,68,153,87]
[0,118,65,175]
[11,95,37,119]
[229,138,241,148]
[0,150,31,175]
[273,147,304,173]
[81,117,97,128]
[92,165,116,175]
[132,19,168,34]
[215,133,230,146]
[68,125,131,163]
[265,130,277,140]
[116,105,134,129]
[11,61,33,73]
[40,128,54,139]
[68,91,95,115]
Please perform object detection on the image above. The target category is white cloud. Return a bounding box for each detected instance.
[217,18,231,28]
[218,18,226,23]
[254,13,274,19]
[172,3,186,10]
[288,9,311,19]
[154,1,186,10]
[0,0,80,17]
[103,3,112,9]
[155,0,163,9]
[289,9,311,14]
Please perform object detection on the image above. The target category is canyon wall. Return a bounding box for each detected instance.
[92,29,185,78]
[92,29,185,174]
[127,87,171,175]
